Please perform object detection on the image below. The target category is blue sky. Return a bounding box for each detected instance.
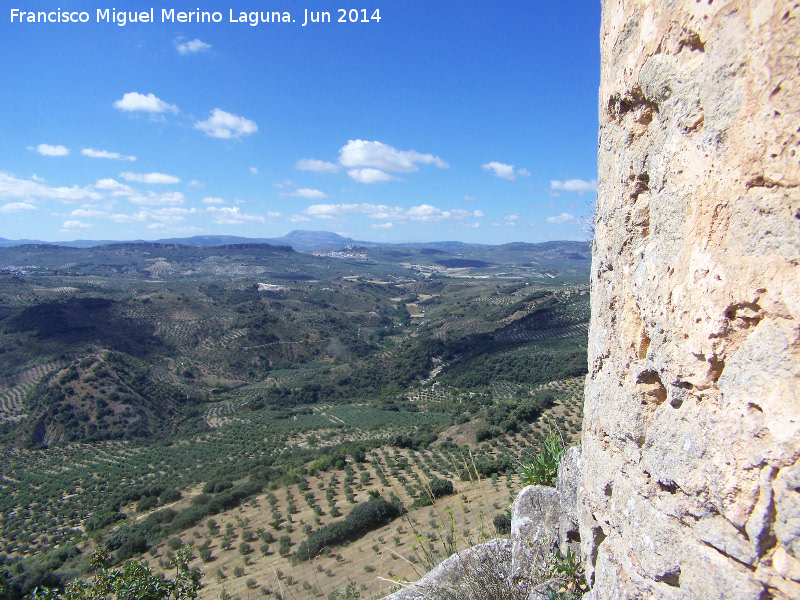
[1,0,600,244]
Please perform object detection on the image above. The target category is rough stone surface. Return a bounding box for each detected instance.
[581,0,800,598]
[557,446,582,555]
[512,485,561,543]
[380,538,514,600]
[511,485,560,582]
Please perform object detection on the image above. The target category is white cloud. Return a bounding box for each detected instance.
[119,172,181,184]
[147,207,193,224]
[281,188,327,199]
[372,222,393,229]
[505,214,520,221]
[31,144,70,157]
[482,161,517,180]
[194,108,257,139]
[474,210,484,217]
[0,202,37,213]
[114,92,178,113]
[70,208,108,218]
[188,180,204,188]
[175,37,211,55]
[108,207,193,226]
[295,158,340,173]
[303,202,475,224]
[546,212,580,224]
[128,192,186,206]
[518,168,531,177]
[206,206,265,225]
[550,179,597,194]
[339,140,448,175]
[266,211,282,218]
[346,168,395,184]
[82,148,136,161]
[444,208,473,220]
[249,167,258,174]
[0,173,101,203]
[108,213,136,223]
[464,195,477,202]
[286,214,311,223]
[406,205,448,222]
[201,197,225,204]
[303,203,357,220]
[95,178,133,194]
[62,220,91,230]
[148,223,167,230]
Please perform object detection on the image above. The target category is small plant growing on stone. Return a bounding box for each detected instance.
[519,425,565,487]
[546,545,587,597]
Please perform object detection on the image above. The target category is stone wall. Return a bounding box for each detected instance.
[580,0,799,598]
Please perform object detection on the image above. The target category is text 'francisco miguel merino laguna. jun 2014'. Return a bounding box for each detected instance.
[9,7,383,27]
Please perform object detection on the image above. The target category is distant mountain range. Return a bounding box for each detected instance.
[0,230,590,255]
[0,231,365,252]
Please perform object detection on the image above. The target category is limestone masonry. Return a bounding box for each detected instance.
[580,0,799,597]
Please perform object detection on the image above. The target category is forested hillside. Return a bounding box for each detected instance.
[0,241,589,599]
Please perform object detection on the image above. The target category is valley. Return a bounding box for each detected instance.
[0,235,590,600]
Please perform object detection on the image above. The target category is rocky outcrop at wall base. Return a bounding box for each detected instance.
[582,0,799,598]
[379,538,516,600]
[382,448,582,600]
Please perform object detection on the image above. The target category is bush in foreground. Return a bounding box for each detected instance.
[23,548,201,600]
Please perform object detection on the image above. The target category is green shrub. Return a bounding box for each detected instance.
[136,496,159,513]
[493,512,511,535]
[412,477,454,507]
[296,498,403,561]
[28,548,201,600]
[106,526,148,561]
[159,489,182,504]
[167,536,183,550]
[84,508,126,533]
[203,480,234,494]
[519,429,565,487]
